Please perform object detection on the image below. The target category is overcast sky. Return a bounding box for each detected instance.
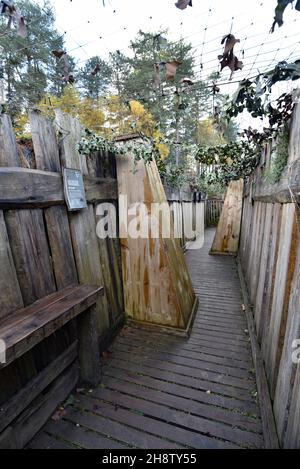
[39,0,300,128]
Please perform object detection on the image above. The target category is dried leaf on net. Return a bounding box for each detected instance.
[218,53,243,73]
[52,50,65,59]
[175,0,192,10]
[218,34,243,75]
[0,1,27,38]
[221,34,240,55]
[165,60,182,80]
[52,50,74,84]
[270,0,300,33]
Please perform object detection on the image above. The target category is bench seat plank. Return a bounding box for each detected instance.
[0,284,103,368]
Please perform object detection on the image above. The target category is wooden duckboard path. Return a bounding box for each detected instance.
[28,229,264,449]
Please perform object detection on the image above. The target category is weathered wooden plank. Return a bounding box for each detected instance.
[237,260,279,449]
[210,179,244,255]
[76,393,239,449]
[253,204,273,336]
[0,211,23,319]
[0,114,20,167]
[69,205,110,336]
[29,111,61,172]
[284,362,300,448]
[4,209,56,306]
[2,364,79,449]
[273,222,300,445]
[27,431,75,449]
[44,418,127,449]
[77,304,101,387]
[112,342,252,379]
[0,168,64,209]
[65,406,182,449]
[55,110,88,175]
[0,285,102,367]
[44,206,78,289]
[103,364,258,414]
[84,176,118,202]
[90,387,263,447]
[0,168,117,209]
[0,341,77,433]
[265,204,296,397]
[102,374,261,433]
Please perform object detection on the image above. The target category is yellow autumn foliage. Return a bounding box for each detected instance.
[14,88,169,160]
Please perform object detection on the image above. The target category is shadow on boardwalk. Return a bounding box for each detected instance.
[28,228,264,449]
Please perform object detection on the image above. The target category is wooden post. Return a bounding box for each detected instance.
[77,304,101,387]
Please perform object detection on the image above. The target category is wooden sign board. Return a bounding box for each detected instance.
[63,168,87,211]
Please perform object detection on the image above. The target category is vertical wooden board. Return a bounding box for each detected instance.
[249,203,266,303]
[55,110,88,175]
[239,194,251,267]
[265,203,296,397]
[0,211,23,319]
[261,204,282,358]
[210,179,244,255]
[182,202,195,241]
[274,232,300,444]
[284,361,300,448]
[69,205,109,336]
[29,111,61,172]
[245,201,260,290]
[254,203,273,339]
[96,232,119,327]
[289,102,300,163]
[4,209,56,306]
[44,206,78,290]
[0,114,21,167]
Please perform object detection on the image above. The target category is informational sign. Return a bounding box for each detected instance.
[63,168,87,211]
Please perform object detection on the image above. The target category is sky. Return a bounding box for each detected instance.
[39,0,300,128]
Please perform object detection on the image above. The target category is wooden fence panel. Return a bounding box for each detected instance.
[0,111,124,446]
[265,204,296,397]
[239,104,300,447]
[253,203,273,338]
[5,209,56,306]
[274,231,300,445]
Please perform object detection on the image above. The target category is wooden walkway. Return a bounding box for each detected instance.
[28,228,264,449]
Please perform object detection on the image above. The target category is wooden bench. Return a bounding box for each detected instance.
[0,284,103,387]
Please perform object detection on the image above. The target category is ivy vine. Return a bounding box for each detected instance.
[76,129,163,166]
[194,142,260,185]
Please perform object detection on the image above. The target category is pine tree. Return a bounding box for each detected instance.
[0,0,71,117]
[77,56,112,99]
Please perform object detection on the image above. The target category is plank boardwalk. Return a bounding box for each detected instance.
[28,228,264,449]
